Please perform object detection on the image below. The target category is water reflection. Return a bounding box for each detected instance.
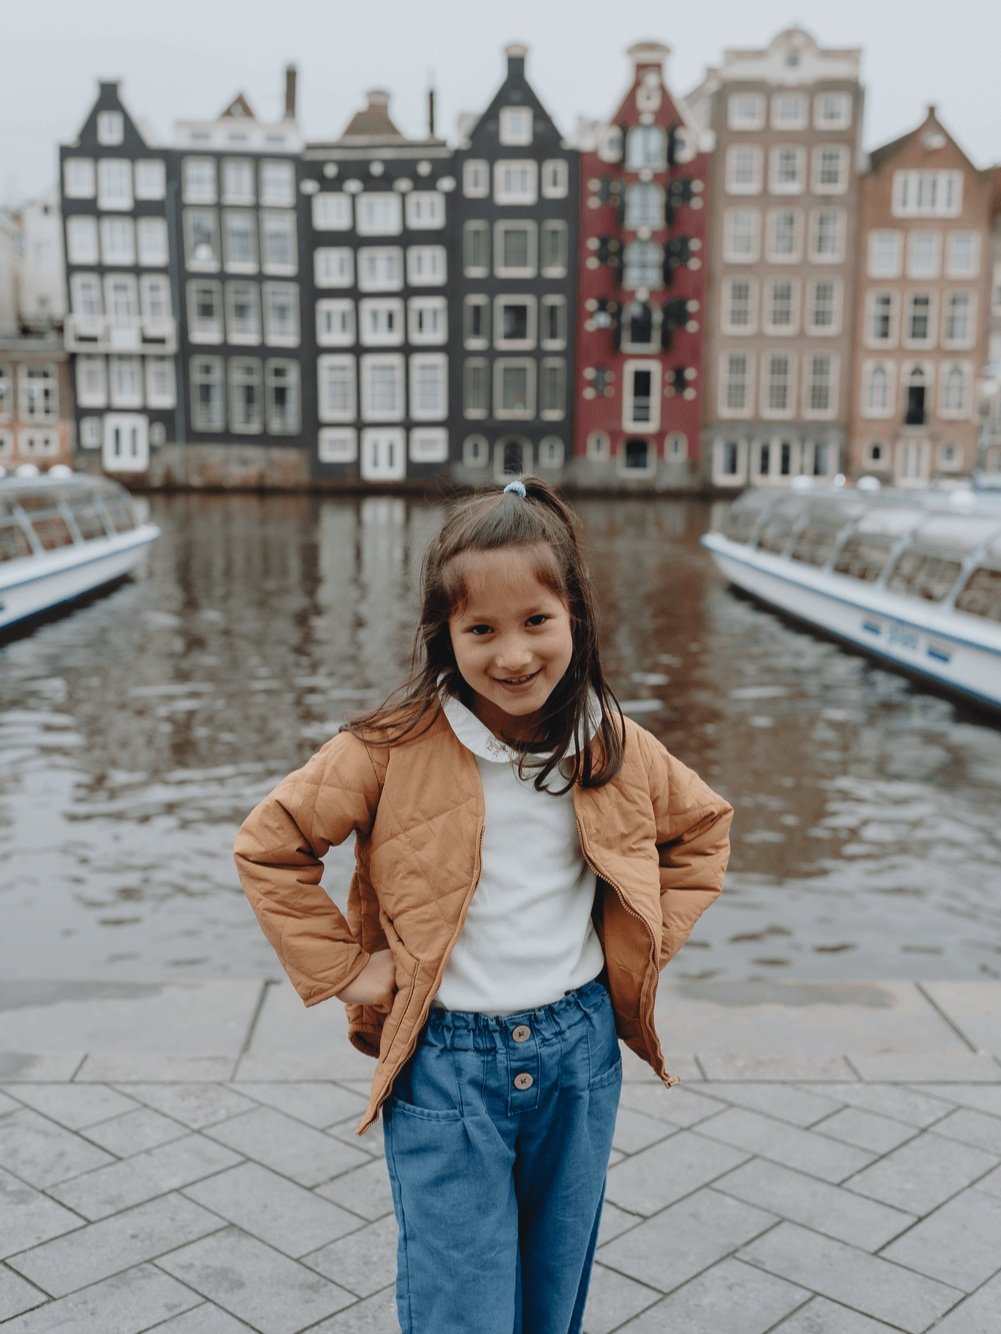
[2,493,1000,983]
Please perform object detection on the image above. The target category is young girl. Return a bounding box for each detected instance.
[234,478,732,1334]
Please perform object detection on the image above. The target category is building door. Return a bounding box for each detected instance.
[905,369,927,426]
[103,414,148,472]
[494,437,532,479]
[896,438,930,484]
[360,429,406,480]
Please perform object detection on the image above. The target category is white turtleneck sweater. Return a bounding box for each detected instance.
[434,695,605,1015]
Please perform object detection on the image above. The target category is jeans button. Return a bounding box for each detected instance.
[513,1072,534,1090]
[511,1025,531,1043]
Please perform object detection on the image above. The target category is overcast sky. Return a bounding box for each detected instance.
[4,0,999,204]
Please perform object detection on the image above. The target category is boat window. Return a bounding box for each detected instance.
[886,550,963,602]
[0,519,33,562]
[69,500,112,541]
[955,566,1001,623]
[757,514,797,555]
[723,494,771,543]
[909,515,1001,555]
[28,512,75,550]
[790,521,844,567]
[833,533,898,582]
[102,497,138,533]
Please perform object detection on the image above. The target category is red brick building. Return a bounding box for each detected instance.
[574,43,711,488]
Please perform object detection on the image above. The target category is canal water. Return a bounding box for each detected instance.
[3,492,1000,984]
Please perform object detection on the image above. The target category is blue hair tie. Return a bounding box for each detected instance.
[503,480,527,498]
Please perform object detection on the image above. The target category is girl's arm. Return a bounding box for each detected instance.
[645,735,733,967]
[233,731,387,1007]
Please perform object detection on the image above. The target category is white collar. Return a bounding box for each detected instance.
[440,690,602,765]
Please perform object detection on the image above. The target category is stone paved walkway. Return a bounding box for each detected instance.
[0,978,999,1332]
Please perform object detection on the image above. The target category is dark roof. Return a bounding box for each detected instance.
[338,92,406,143]
[219,93,257,121]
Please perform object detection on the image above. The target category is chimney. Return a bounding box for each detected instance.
[284,64,298,120]
[505,43,528,80]
[428,86,436,139]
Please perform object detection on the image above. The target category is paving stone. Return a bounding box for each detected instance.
[880,1187,1001,1292]
[975,1162,1001,1198]
[597,1201,642,1246]
[599,1185,776,1293]
[617,1082,725,1128]
[738,1221,962,1333]
[1,1083,139,1129]
[233,1081,368,1130]
[81,1107,188,1156]
[0,1268,46,1321]
[605,1128,749,1217]
[930,1270,1001,1332]
[205,1106,369,1187]
[235,1051,363,1082]
[844,1131,998,1216]
[120,1082,258,1129]
[0,1166,83,1258]
[0,1090,20,1116]
[688,1081,844,1128]
[0,1262,200,1333]
[773,1295,903,1331]
[315,1158,395,1222]
[699,1054,857,1081]
[623,1050,701,1083]
[304,1214,397,1298]
[581,1261,660,1333]
[811,1107,919,1155]
[306,1285,397,1332]
[931,1107,1001,1155]
[0,1108,114,1187]
[159,1224,355,1334]
[906,1084,1001,1119]
[184,1161,363,1257]
[616,1256,809,1333]
[847,1053,1001,1083]
[712,1159,915,1251]
[920,981,1001,1056]
[0,1053,84,1082]
[146,1304,252,1332]
[76,1054,236,1082]
[799,1082,954,1129]
[695,1106,875,1183]
[6,1192,223,1298]
[612,1105,677,1155]
[328,1117,385,1159]
[47,1133,242,1221]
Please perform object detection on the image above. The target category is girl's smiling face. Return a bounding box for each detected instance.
[447,545,574,743]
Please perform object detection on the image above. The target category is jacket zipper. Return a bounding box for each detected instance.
[575,816,679,1088]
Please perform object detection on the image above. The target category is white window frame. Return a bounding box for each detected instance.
[812,146,849,195]
[763,279,799,335]
[19,364,58,422]
[765,208,802,263]
[813,92,852,130]
[939,362,972,418]
[943,292,975,349]
[103,413,149,472]
[538,435,565,469]
[409,427,448,463]
[359,297,404,347]
[622,359,661,432]
[806,278,841,336]
[259,211,297,275]
[259,159,295,208]
[187,279,224,344]
[904,292,937,348]
[137,217,168,267]
[586,431,610,462]
[769,145,805,195]
[865,290,898,348]
[463,433,489,467]
[190,356,225,432]
[314,247,354,289]
[463,220,489,277]
[462,160,489,198]
[463,297,489,350]
[99,216,135,266]
[262,281,300,347]
[771,92,808,130]
[868,230,903,278]
[728,93,766,130]
[945,231,980,279]
[761,352,796,418]
[184,209,221,270]
[318,427,358,463]
[494,221,537,278]
[907,230,942,279]
[541,160,569,199]
[723,209,760,263]
[182,157,217,205]
[63,158,95,199]
[540,296,567,350]
[264,358,301,435]
[861,360,896,419]
[134,159,166,200]
[96,158,133,211]
[103,274,139,327]
[493,160,538,205]
[108,354,144,409]
[225,281,262,344]
[406,245,447,287]
[726,145,764,194]
[405,192,446,229]
[222,210,259,272]
[358,247,404,293]
[893,170,963,218]
[463,358,490,418]
[221,158,255,206]
[76,356,107,408]
[316,298,355,348]
[312,193,353,231]
[97,111,124,145]
[499,107,533,146]
[719,351,754,418]
[317,354,357,423]
[539,359,566,421]
[139,273,171,327]
[228,358,263,433]
[722,277,756,335]
[70,273,103,326]
[356,191,403,237]
[408,296,447,346]
[803,352,838,419]
[361,353,406,422]
[809,208,845,263]
[624,125,666,170]
[494,358,536,419]
[540,221,568,278]
[409,353,447,421]
[360,427,406,480]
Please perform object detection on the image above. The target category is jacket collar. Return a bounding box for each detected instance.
[440,690,603,766]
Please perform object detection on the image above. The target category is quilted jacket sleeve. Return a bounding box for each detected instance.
[643,732,733,967]
[233,731,384,1007]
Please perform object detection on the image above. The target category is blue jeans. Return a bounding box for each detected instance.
[382,978,622,1334]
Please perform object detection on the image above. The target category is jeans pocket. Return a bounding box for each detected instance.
[387,1040,464,1121]
[386,1095,463,1123]
[589,1055,623,1091]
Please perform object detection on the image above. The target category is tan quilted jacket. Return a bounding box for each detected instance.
[234,709,732,1134]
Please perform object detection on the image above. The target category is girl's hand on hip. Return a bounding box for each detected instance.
[338,949,396,1012]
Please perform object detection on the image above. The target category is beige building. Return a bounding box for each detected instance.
[849,109,993,484]
[0,337,75,470]
[690,27,863,488]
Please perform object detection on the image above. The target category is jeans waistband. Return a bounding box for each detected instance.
[420,977,608,1051]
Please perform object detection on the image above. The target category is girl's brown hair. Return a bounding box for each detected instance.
[345,477,625,791]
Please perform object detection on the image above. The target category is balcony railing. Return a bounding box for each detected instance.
[64,316,177,356]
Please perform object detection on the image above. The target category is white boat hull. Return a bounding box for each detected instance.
[0,526,159,632]
[702,533,1001,713]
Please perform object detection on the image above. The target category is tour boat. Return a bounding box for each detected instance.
[701,485,1001,713]
[0,470,160,634]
